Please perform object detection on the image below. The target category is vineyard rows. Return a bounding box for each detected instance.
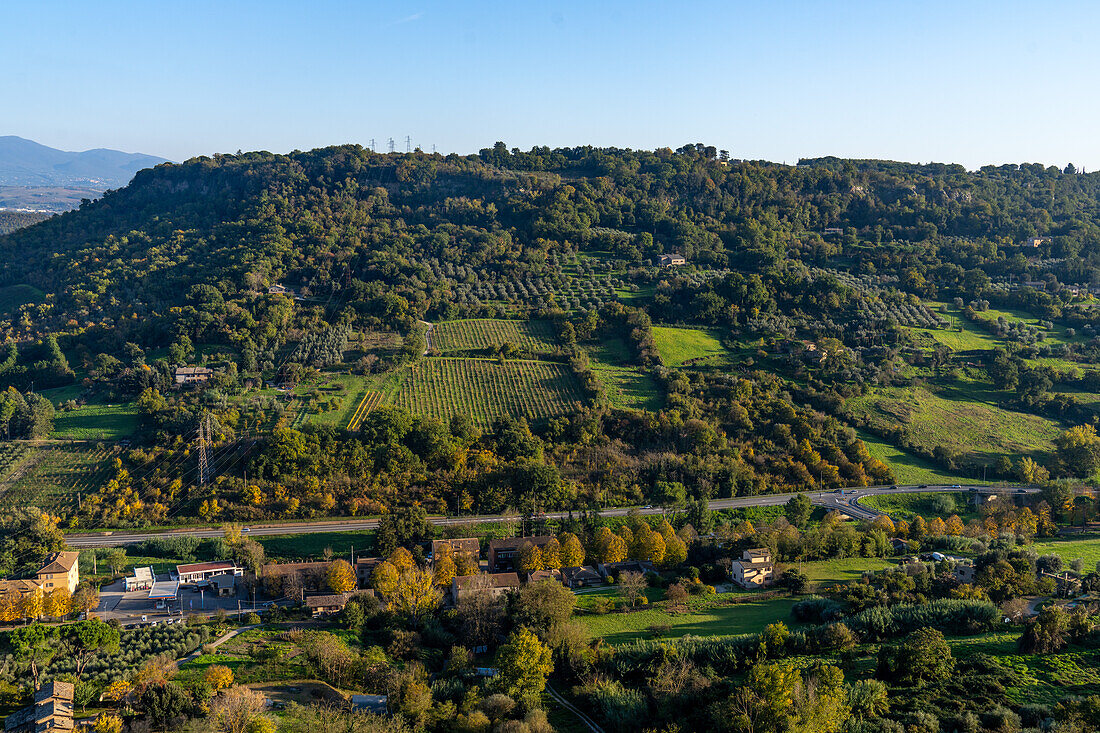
[392,358,586,426]
[1,443,118,514]
[346,391,384,431]
[431,319,558,353]
[0,444,30,482]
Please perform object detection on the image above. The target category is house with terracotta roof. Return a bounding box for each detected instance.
[36,551,79,594]
[432,538,480,562]
[305,591,355,617]
[731,548,774,589]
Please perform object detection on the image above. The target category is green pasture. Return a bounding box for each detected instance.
[652,326,729,366]
[51,402,140,440]
[588,338,662,410]
[0,283,44,313]
[847,383,1060,465]
[859,491,978,522]
[576,595,799,644]
[856,430,985,486]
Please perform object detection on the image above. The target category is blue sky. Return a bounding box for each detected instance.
[3,1,1099,169]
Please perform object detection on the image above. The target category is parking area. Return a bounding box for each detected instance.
[95,577,277,623]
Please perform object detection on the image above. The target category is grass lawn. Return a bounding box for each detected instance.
[588,338,662,411]
[40,384,86,405]
[576,595,799,644]
[950,631,1100,705]
[1029,535,1100,568]
[51,402,140,440]
[652,326,729,367]
[799,557,895,586]
[860,491,978,522]
[301,373,378,429]
[856,430,985,485]
[846,383,1060,465]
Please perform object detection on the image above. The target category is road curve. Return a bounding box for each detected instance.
[63,484,1039,548]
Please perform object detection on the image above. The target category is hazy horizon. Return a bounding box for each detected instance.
[4,1,1099,170]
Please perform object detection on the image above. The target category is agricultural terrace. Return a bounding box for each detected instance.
[430,319,558,354]
[1,442,118,514]
[652,326,729,366]
[392,357,586,426]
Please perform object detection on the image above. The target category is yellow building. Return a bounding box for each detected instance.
[36,551,79,594]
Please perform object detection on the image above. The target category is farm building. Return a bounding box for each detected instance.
[37,551,79,594]
[488,536,555,573]
[561,566,602,588]
[659,253,687,267]
[451,572,521,604]
[174,366,214,385]
[731,548,775,589]
[125,566,155,591]
[3,680,73,733]
[305,591,354,617]
[177,561,242,585]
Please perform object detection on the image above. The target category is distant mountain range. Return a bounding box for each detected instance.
[0,136,169,188]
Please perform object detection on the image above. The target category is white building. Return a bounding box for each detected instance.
[731,548,775,589]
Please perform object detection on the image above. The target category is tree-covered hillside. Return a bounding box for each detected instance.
[3,144,1100,527]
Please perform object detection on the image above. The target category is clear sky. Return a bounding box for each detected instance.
[3,1,1099,169]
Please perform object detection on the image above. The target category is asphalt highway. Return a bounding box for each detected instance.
[63,483,1039,548]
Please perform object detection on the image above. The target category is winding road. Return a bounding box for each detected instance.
[63,484,1038,548]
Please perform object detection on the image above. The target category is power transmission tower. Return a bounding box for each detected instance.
[197,414,212,485]
[405,135,411,153]
[369,138,376,152]
[387,138,395,153]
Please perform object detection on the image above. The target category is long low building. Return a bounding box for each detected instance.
[176,561,243,584]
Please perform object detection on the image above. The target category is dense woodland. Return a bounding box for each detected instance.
[3,145,1100,526]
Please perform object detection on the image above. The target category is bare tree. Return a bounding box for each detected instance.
[618,571,648,607]
[456,575,505,648]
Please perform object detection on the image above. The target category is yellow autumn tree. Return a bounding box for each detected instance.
[662,534,688,568]
[204,664,234,692]
[433,554,457,587]
[928,517,947,536]
[539,538,561,570]
[559,532,586,567]
[389,547,416,571]
[1017,507,1038,538]
[103,680,131,703]
[44,588,71,619]
[518,542,544,574]
[327,560,357,593]
[94,715,123,733]
[945,515,965,536]
[378,565,439,622]
[871,515,896,534]
[20,590,42,620]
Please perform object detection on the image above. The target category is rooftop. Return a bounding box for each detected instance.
[37,551,78,575]
[177,561,238,575]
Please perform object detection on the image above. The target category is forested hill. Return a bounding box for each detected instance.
[2,143,1100,348]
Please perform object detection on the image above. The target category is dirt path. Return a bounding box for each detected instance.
[419,320,434,355]
[547,684,605,733]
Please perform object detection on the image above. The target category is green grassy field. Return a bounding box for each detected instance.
[0,283,45,313]
[576,595,799,644]
[256,529,379,560]
[652,326,729,366]
[1029,535,1100,568]
[391,357,586,426]
[799,557,895,585]
[847,383,1060,465]
[588,338,662,410]
[856,430,986,485]
[431,319,558,354]
[860,491,978,522]
[50,402,140,440]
